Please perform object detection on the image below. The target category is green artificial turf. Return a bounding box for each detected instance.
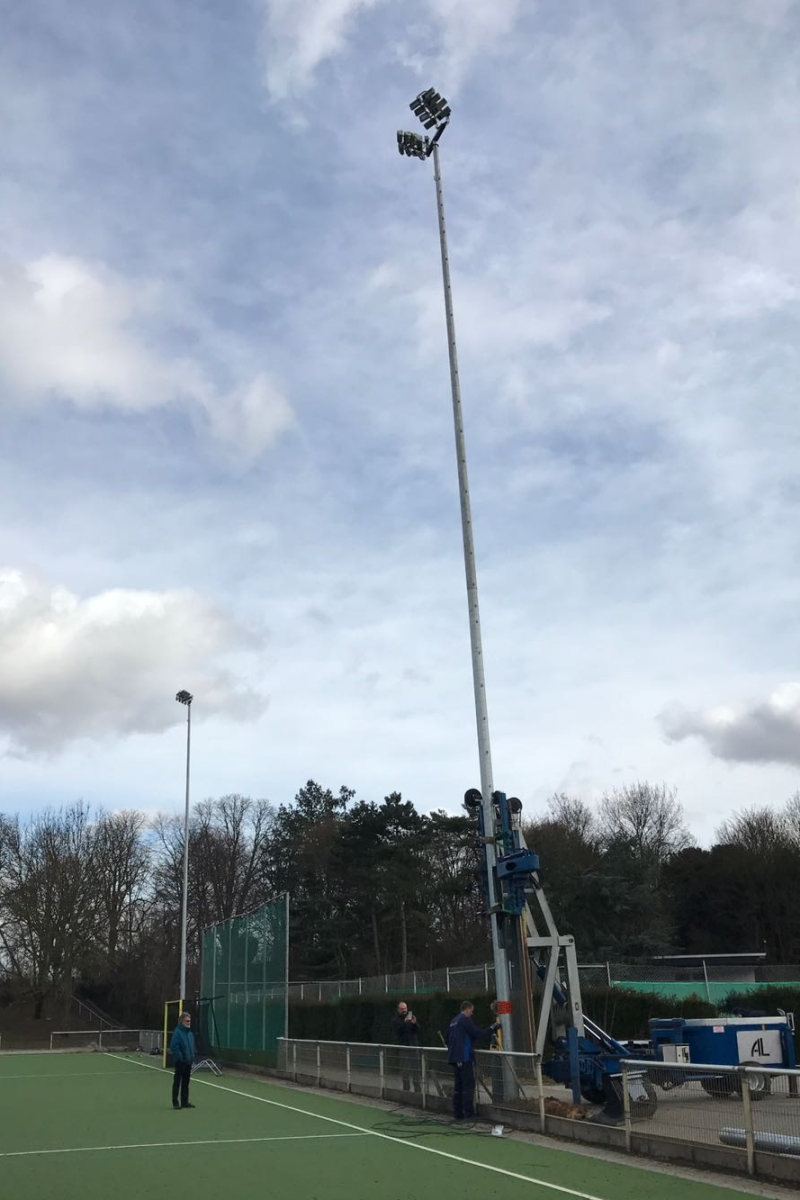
[0,1052,766,1200]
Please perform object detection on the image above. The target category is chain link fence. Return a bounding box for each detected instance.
[288,961,800,1003]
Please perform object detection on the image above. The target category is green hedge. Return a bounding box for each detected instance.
[288,986,719,1046]
[288,992,471,1045]
[286,985,800,1052]
[582,986,716,1039]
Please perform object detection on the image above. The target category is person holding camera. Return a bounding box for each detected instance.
[392,1001,423,1092]
[445,1000,501,1120]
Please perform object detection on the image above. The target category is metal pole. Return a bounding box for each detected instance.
[621,1065,632,1153]
[179,698,192,1008]
[284,893,290,1041]
[430,140,512,1048]
[740,1067,755,1176]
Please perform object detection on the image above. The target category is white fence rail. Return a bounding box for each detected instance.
[49,1028,162,1053]
[274,1038,800,1184]
[276,1036,545,1124]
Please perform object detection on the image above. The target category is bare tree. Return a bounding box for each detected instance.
[784,792,800,848]
[546,793,599,844]
[0,804,98,1018]
[599,782,692,869]
[150,794,274,986]
[92,810,151,966]
[192,795,273,926]
[717,806,792,855]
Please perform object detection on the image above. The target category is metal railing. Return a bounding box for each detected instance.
[72,996,127,1032]
[276,1037,546,1124]
[273,1038,800,1185]
[621,1059,800,1179]
[49,1028,162,1053]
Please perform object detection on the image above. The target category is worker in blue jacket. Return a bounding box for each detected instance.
[170,1012,196,1110]
[445,1000,501,1120]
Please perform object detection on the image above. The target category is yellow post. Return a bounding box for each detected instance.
[162,999,180,1069]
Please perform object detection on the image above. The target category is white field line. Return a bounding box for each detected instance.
[0,1071,135,1081]
[105,1053,610,1200]
[0,1133,368,1159]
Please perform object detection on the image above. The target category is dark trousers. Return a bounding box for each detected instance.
[398,1046,422,1092]
[452,1061,475,1118]
[172,1061,192,1107]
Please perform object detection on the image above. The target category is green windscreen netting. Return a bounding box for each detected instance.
[200,894,288,1065]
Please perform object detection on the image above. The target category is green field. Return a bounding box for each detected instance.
[0,1052,767,1199]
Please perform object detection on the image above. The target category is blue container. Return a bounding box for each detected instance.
[649,1016,796,1069]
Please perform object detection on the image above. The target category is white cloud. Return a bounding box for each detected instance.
[418,0,525,86]
[0,254,170,410]
[201,373,295,461]
[0,569,267,756]
[256,0,385,101]
[256,0,525,100]
[661,684,800,768]
[0,255,293,462]
[4,2,800,835]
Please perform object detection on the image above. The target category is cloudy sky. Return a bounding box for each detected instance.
[2,1,799,841]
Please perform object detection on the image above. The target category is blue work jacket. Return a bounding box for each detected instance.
[445,1012,496,1065]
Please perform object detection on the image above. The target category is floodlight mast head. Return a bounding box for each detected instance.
[176,689,193,706]
[397,86,451,161]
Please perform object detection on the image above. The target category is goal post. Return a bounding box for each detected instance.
[162,999,182,1069]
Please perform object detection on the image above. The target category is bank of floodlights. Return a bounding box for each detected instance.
[396,129,429,159]
[396,86,451,160]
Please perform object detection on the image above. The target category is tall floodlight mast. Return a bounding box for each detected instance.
[176,689,193,1011]
[397,89,514,1051]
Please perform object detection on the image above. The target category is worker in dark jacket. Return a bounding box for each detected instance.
[392,1001,423,1092]
[170,1012,196,1110]
[445,1000,501,1120]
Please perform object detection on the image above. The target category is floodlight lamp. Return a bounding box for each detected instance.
[397,129,430,160]
[464,787,483,811]
[176,689,193,706]
[409,86,451,135]
[508,797,523,815]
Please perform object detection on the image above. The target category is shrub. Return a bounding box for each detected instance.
[288,986,721,1046]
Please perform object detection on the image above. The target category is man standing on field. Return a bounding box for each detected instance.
[170,1012,196,1110]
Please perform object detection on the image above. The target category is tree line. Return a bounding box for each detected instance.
[1,781,799,1024]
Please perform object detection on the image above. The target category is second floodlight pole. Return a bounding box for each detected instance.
[430,140,513,1049]
[176,690,193,1011]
